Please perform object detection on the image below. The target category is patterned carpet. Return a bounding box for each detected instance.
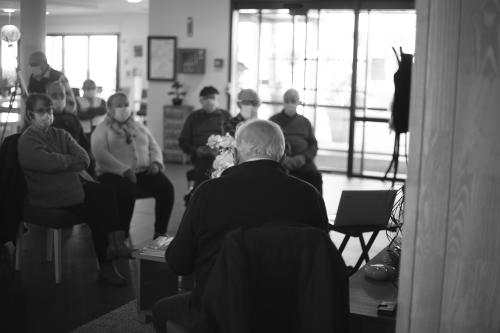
[71,300,155,333]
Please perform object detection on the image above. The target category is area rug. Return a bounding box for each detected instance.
[70,300,155,333]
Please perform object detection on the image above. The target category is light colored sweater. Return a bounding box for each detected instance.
[18,126,90,208]
[91,118,163,176]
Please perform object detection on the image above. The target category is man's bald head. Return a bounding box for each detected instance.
[235,119,285,163]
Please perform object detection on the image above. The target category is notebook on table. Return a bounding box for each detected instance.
[333,190,397,228]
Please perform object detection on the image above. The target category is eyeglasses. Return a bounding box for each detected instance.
[239,100,260,107]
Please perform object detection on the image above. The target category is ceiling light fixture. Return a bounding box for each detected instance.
[2,8,16,14]
[127,0,142,3]
[1,9,21,45]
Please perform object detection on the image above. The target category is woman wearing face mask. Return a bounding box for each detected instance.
[223,89,261,136]
[18,93,134,286]
[91,92,175,239]
[47,81,95,177]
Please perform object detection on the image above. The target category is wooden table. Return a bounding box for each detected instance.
[132,250,193,322]
[349,247,398,333]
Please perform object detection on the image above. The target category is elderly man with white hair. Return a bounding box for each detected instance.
[152,119,329,333]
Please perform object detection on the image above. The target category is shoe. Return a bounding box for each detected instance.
[153,232,168,240]
[98,263,127,286]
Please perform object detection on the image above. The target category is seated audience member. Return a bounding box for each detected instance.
[223,88,261,136]
[178,86,230,188]
[270,88,323,194]
[76,79,107,138]
[47,81,95,176]
[27,51,76,113]
[152,119,329,333]
[18,93,132,286]
[91,92,174,239]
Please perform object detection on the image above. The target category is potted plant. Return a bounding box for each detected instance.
[168,81,187,106]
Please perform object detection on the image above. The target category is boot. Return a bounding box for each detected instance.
[98,262,127,286]
[107,230,134,260]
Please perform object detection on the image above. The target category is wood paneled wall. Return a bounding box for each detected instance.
[398,0,500,332]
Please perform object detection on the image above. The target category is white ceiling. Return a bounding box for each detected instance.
[0,0,148,16]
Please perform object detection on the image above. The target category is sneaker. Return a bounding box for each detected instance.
[98,263,127,286]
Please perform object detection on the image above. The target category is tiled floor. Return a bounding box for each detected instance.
[130,163,401,267]
[8,162,402,333]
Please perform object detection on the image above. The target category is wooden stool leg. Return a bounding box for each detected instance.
[54,229,62,284]
[46,228,54,262]
[177,276,183,292]
[15,222,24,271]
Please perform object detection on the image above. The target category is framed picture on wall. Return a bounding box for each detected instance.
[177,48,206,74]
[147,36,177,81]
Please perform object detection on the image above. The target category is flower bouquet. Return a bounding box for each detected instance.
[207,133,235,178]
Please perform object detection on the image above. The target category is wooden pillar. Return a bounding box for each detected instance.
[398,0,500,332]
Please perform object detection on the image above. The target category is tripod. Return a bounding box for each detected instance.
[383,132,407,186]
[0,68,28,143]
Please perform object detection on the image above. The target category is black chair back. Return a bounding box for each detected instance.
[199,224,349,333]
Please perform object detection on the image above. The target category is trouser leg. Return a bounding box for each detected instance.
[98,173,137,234]
[136,172,175,234]
[63,182,120,263]
[152,292,198,333]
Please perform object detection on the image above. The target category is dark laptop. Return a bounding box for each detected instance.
[334,190,397,227]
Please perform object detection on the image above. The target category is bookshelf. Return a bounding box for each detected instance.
[163,105,193,163]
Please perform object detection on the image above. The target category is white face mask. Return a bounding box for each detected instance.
[113,107,131,122]
[52,99,66,112]
[201,96,218,112]
[284,102,298,115]
[240,105,257,120]
[84,89,96,99]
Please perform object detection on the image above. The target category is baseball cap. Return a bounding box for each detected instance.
[199,86,219,97]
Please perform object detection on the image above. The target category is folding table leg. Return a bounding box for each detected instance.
[338,235,350,253]
[363,231,380,260]
[351,231,381,274]
[358,235,371,263]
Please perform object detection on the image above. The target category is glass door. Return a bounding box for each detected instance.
[354,10,416,178]
[232,8,416,177]
[234,9,355,173]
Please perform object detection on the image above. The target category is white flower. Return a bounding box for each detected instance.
[207,134,222,149]
[219,133,235,149]
[207,133,236,178]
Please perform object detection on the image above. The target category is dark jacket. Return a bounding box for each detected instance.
[28,67,63,94]
[0,134,25,244]
[199,224,349,333]
[165,159,329,308]
[223,113,245,136]
[178,108,230,158]
[270,111,319,173]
